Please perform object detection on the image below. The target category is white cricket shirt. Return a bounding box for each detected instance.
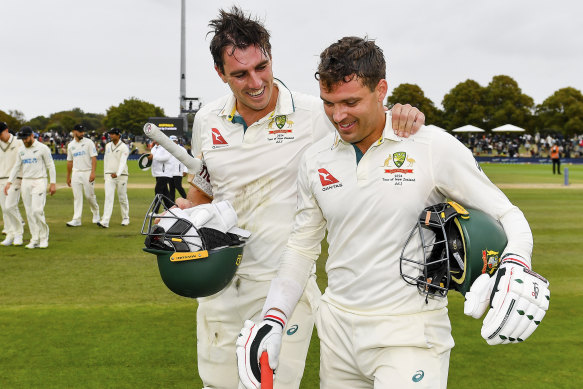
[67,137,97,172]
[280,113,533,315]
[150,145,173,178]
[104,141,129,176]
[192,79,334,280]
[9,140,56,183]
[0,134,24,179]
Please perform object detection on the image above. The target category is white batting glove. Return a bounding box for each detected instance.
[236,309,285,389]
[464,256,550,345]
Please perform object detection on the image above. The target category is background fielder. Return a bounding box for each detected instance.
[98,127,130,228]
[237,37,547,389]
[0,122,25,246]
[66,124,100,227]
[5,126,56,249]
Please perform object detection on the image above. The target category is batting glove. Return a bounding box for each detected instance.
[236,309,285,389]
[464,256,550,345]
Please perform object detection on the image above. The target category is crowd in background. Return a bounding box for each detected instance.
[35,130,139,155]
[22,128,583,160]
[455,133,583,158]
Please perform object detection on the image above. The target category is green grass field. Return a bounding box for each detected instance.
[0,162,581,388]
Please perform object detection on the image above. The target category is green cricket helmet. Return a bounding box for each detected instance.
[400,201,507,298]
[138,153,152,171]
[141,195,247,298]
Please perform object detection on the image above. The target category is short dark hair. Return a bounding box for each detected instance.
[208,6,272,74]
[316,36,386,92]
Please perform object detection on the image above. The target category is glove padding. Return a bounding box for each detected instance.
[464,262,550,345]
[236,317,283,389]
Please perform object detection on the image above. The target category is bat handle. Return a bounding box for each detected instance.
[260,351,273,389]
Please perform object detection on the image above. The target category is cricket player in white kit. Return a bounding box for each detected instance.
[66,124,100,227]
[5,126,56,249]
[0,122,25,246]
[184,8,424,389]
[237,37,548,388]
[97,128,130,228]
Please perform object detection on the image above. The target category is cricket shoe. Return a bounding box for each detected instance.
[13,235,24,246]
[121,218,130,226]
[66,220,82,227]
[97,221,109,228]
[25,241,39,249]
[1,237,14,246]
[92,215,101,224]
[39,239,49,249]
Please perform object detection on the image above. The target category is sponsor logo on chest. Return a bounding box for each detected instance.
[210,128,229,149]
[381,151,417,186]
[318,168,343,191]
[267,115,295,144]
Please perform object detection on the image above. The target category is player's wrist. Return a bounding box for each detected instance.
[264,308,286,329]
[501,253,531,270]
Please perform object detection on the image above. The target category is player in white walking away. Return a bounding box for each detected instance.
[237,37,549,389]
[66,124,100,227]
[182,7,425,389]
[4,126,56,249]
[97,128,130,228]
[0,122,25,246]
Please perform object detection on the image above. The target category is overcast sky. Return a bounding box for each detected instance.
[2,0,582,121]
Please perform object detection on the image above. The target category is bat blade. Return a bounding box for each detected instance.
[143,123,201,173]
[260,351,273,389]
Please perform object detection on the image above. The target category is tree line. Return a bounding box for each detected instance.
[0,98,165,137]
[387,75,583,137]
[1,75,582,137]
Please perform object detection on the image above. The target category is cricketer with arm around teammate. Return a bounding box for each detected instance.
[236,36,550,389]
[178,7,426,389]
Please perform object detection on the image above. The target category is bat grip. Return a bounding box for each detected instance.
[260,351,273,389]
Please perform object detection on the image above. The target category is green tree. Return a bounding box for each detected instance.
[103,97,165,135]
[536,87,583,136]
[483,75,534,130]
[386,83,442,126]
[441,79,486,131]
[47,108,105,133]
[0,109,26,131]
[28,115,50,131]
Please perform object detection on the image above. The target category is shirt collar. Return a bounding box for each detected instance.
[330,111,403,149]
[218,78,295,123]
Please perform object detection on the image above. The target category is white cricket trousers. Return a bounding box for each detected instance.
[101,175,129,225]
[21,178,49,243]
[0,178,24,239]
[196,275,321,389]
[316,303,454,389]
[71,170,99,222]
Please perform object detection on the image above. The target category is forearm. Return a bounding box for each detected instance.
[498,207,533,267]
[261,250,314,319]
[185,185,211,206]
[7,162,21,183]
[91,157,97,174]
[66,161,73,179]
[116,153,129,177]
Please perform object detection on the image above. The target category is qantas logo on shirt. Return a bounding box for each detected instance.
[211,128,228,146]
[318,168,343,191]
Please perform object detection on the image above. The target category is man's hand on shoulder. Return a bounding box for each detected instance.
[390,103,425,138]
